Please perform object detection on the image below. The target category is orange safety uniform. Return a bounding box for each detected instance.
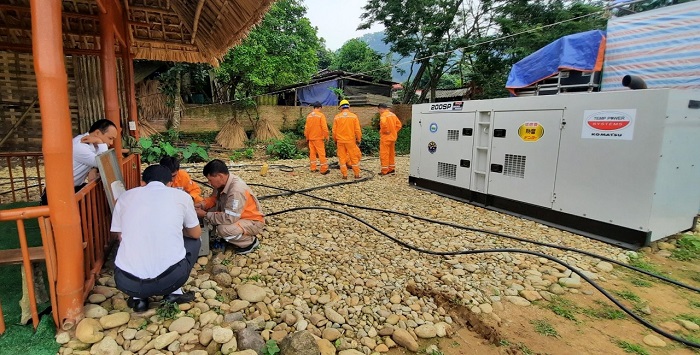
[201,174,265,248]
[379,110,403,174]
[304,108,330,173]
[172,169,204,203]
[333,109,362,178]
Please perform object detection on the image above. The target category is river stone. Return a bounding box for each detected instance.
[154,331,180,349]
[213,326,235,343]
[89,336,121,355]
[84,304,109,318]
[278,330,320,355]
[414,324,437,338]
[169,316,196,334]
[237,284,267,302]
[99,312,130,329]
[392,328,418,352]
[643,334,666,347]
[76,318,104,344]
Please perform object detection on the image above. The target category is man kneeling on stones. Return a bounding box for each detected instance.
[195,159,265,254]
[111,165,201,312]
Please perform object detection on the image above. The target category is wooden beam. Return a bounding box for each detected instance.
[0,42,113,56]
[190,0,206,44]
[133,37,199,51]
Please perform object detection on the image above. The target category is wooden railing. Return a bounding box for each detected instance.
[0,205,57,334]
[0,152,44,204]
[0,152,141,331]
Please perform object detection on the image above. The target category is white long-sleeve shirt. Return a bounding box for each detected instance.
[72,133,108,186]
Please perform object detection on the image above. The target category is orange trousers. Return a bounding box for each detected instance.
[337,142,360,178]
[308,140,328,173]
[380,139,396,174]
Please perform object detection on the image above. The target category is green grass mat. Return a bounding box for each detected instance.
[0,201,59,354]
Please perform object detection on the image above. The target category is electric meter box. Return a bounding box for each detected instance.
[409,89,700,248]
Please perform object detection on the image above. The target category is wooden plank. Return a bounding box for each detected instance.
[0,246,45,264]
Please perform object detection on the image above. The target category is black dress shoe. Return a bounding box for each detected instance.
[127,297,148,312]
[164,291,195,304]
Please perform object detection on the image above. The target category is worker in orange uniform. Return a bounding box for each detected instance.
[333,99,362,179]
[304,101,330,174]
[160,156,204,203]
[378,103,402,175]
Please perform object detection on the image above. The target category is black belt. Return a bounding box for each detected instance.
[118,258,185,283]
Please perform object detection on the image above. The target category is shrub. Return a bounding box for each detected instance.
[359,127,380,155]
[396,125,411,155]
[139,135,209,164]
[266,134,303,159]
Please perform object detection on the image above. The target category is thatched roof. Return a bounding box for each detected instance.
[0,0,276,66]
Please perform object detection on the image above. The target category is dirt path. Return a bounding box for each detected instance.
[387,248,700,355]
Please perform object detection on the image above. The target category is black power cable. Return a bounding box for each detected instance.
[189,162,700,347]
[265,206,700,349]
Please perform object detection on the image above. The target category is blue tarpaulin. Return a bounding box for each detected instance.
[506,30,606,92]
[297,80,339,107]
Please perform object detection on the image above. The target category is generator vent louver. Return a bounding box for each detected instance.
[504,154,526,178]
[447,129,459,141]
[437,162,457,180]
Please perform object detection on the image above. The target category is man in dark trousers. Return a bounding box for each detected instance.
[111,165,201,312]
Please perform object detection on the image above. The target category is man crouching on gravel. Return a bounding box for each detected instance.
[195,159,265,254]
[111,165,201,312]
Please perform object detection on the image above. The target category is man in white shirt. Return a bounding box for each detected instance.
[111,165,202,312]
[40,119,118,204]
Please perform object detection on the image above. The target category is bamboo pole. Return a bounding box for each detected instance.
[30,0,84,330]
[100,0,124,166]
[0,97,38,148]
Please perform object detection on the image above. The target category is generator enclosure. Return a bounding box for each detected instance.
[409,89,700,248]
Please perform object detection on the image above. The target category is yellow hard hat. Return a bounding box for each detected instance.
[339,99,350,107]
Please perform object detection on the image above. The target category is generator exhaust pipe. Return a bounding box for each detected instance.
[622,75,647,90]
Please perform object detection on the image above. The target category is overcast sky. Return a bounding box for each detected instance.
[302,0,385,51]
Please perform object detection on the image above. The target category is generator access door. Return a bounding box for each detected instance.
[417,112,475,190]
[487,110,563,208]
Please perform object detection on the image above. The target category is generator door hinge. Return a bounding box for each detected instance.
[551,192,557,203]
[561,119,567,130]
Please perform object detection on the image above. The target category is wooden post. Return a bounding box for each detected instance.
[122,13,139,140]
[30,0,84,330]
[99,0,124,166]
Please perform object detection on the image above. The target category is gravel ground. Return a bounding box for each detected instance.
[57,155,633,355]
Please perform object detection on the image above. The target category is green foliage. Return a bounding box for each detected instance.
[616,340,649,355]
[216,0,320,99]
[266,134,304,159]
[531,319,559,337]
[331,39,392,80]
[294,116,307,137]
[325,138,337,157]
[628,255,663,277]
[180,131,218,144]
[156,301,180,320]
[545,296,577,321]
[396,124,411,155]
[630,277,653,287]
[139,135,209,164]
[182,143,209,162]
[137,320,149,330]
[582,301,626,320]
[139,136,177,164]
[262,340,280,355]
[334,339,341,348]
[615,290,641,303]
[427,349,445,355]
[230,148,255,161]
[690,300,700,309]
[329,87,346,100]
[671,234,700,261]
[359,127,380,155]
[371,112,380,130]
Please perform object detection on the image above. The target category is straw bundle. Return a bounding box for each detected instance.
[137,80,173,121]
[138,119,160,138]
[216,115,248,149]
[253,115,283,141]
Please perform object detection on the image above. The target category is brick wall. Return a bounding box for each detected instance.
[149,104,413,133]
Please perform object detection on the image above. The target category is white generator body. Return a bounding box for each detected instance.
[409,89,700,248]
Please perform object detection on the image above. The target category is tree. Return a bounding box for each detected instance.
[215,0,321,101]
[330,39,392,80]
[466,0,607,99]
[360,0,487,103]
[317,39,335,70]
